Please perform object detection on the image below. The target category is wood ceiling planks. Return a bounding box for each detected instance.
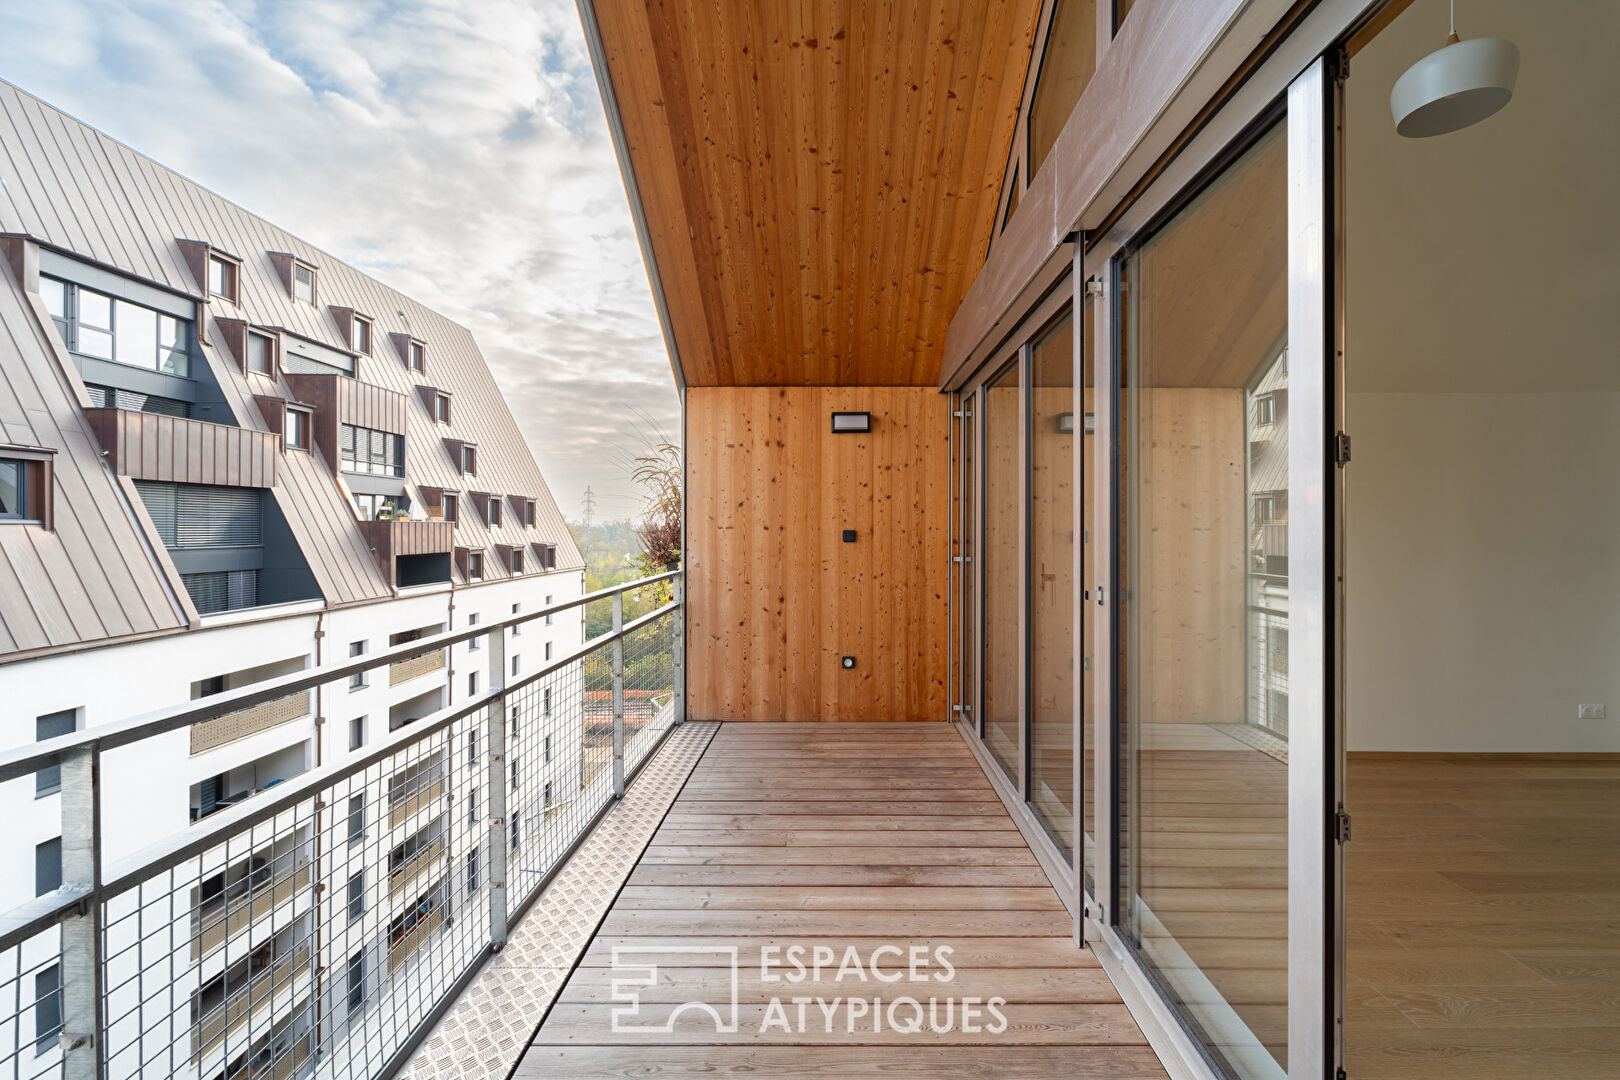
[592,0,1043,387]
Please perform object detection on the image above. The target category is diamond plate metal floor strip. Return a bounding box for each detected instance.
[394,721,719,1080]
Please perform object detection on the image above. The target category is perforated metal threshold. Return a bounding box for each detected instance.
[394,721,718,1080]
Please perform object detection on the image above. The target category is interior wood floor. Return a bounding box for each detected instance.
[1347,754,1620,1079]
[516,721,1165,1079]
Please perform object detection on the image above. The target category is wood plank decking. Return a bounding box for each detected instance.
[516,721,1164,1078]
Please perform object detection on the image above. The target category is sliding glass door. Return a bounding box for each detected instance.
[954,283,1086,902]
[1093,56,1335,1080]
[1117,117,1292,1079]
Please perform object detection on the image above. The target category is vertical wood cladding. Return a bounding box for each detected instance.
[687,387,948,721]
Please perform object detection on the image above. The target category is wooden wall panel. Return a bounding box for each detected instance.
[687,387,948,721]
[1136,388,1246,723]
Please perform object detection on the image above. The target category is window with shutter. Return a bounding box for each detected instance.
[134,480,178,547]
[176,487,261,547]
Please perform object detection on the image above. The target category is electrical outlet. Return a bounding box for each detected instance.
[1578,703,1607,720]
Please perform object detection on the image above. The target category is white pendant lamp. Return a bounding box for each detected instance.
[1390,0,1519,138]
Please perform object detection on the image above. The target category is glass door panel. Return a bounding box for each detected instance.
[982,360,1022,783]
[1118,119,1291,1079]
[1029,313,1076,858]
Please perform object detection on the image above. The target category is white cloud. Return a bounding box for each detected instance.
[0,0,678,520]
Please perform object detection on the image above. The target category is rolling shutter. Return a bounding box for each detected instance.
[176,487,261,547]
[182,569,259,614]
[133,480,178,547]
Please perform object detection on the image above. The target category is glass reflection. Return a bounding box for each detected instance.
[1119,121,1290,1078]
[1029,313,1075,858]
[982,360,1021,783]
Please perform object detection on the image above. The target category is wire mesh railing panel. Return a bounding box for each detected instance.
[0,928,65,1080]
[505,642,614,911]
[0,574,679,1080]
[622,613,678,778]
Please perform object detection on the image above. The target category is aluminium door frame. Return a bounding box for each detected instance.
[951,277,1080,917]
[1077,22,1347,1079]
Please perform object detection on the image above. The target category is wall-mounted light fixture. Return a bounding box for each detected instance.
[830,411,871,434]
[1056,413,1096,435]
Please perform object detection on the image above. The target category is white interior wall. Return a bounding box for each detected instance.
[1345,0,1620,751]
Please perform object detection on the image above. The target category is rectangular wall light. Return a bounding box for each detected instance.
[1055,412,1096,435]
[830,411,871,433]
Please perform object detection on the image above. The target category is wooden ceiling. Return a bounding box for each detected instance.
[591,0,1044,387]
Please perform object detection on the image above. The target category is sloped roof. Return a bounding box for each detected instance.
[0,80,582,653]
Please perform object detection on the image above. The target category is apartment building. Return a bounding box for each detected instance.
[0,81,586,1080]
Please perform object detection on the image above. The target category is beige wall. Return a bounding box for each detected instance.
[1345,0,1620,751]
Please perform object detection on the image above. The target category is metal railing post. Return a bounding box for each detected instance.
[487,694,509,949]
[58,745,103,1080]
[672,575,685,725]
[611,590,625,798]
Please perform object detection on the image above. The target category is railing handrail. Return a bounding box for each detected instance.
[0,581,682,954]
[0,568,680,785]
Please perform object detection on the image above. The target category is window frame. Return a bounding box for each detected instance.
[348,715,365,751]
[207,253,240,304]
[34,708,78,797]
[246,329,277,378]
[34,964,61,1056]
[349,640,368,690]
[0,450,53,528]
[351,314,372,355]
[443,493,460,524]
[347,870,365,923]
[284,407,313,452]
[410,340,426,373]
[434,393,451,424]
[292,260,317,304]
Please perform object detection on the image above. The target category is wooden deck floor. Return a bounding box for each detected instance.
[516,722,1165,1078]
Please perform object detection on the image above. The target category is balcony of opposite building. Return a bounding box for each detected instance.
[84,407,280,488]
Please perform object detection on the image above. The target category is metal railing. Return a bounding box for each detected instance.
[0,569,682,1080]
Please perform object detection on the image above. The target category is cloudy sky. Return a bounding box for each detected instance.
[0,0,677,523]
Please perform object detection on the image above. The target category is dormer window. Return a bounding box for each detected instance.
[246,330,276,377]
[0,453,52,525]
[442,493,459,523]
[488,499,502,528]
[286,407,312,451]
[410,341,426,372]
[510,548,525,574]
[462,445,477,476]
[351,315,372,355]
[41,276,191,377]
[207,255,238,303]
[292,261,316,303]
[524,500,537,527]
[467,550,483,579]
[435,394,450,424]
